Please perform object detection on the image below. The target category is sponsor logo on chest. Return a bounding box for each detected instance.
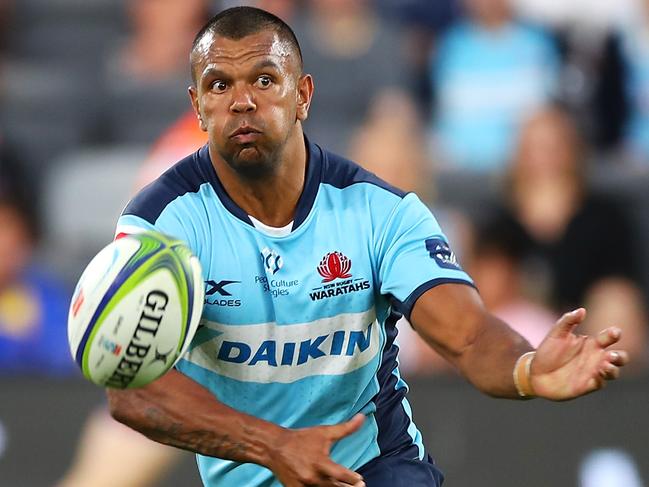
[186,309,380,383]
[204,279,242,307]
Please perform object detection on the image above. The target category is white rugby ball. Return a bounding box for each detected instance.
[68,232,204,388]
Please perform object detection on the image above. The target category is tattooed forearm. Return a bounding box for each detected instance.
[142,406,248,459]
[107,371,277,466]
[212,433,249,458]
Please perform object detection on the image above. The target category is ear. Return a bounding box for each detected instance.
[188,86,207,132]
[296,74,314,122]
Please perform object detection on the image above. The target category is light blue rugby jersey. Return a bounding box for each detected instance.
[116,138,474,486]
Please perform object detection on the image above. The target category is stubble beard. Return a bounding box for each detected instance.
[219,132,290,181]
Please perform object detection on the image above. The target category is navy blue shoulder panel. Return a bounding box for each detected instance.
[122,145,211,224]
[319,145,407,198]
[123,140,406,227]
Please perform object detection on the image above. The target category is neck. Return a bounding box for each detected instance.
[209,131,307,228]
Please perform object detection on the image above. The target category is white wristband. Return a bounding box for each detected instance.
[513,351,536,398]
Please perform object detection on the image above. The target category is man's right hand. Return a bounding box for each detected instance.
[267,414,366,487]
[108,369,365,486]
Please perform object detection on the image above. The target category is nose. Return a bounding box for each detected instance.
[229,85,256,114]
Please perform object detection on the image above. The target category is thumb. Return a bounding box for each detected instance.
[327,414,365,441]
[550,308,586,338]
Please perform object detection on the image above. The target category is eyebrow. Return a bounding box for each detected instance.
[251,59,282,72]
[200,59,282,82]
[200,66,228,81]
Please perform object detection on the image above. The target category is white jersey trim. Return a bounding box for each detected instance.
[249,215,293,237]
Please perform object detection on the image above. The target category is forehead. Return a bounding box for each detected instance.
[194,30,296,74]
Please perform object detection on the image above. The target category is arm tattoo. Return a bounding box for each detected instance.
[142,406,248,459]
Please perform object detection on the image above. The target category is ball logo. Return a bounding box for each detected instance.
[149,346,174,366]
[317,251,352,283]
[105,289,169,389]
[71,288,85,318]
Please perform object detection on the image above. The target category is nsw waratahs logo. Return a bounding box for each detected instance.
[310,251,370,301]
[317,251,352,282]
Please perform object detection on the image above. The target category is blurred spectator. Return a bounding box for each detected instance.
[620,0,649,163]
[561,29,628,152]
[376,0,462,113]
[114,0,208,81]
[510,0,631,151]
[58,409,180,487]
[0,135,72,375]
[0,136,36,225]
[0,192,72,375]
[134,110,207,191]
[348,90,433,201]
[490,107,647,353]
[222,0,298,22]
[103,0,209,144]
[512,0,637,30]
[468,213,556,347]
[294,0,418,156]
[580,278,649,372]
[430,0,559,171]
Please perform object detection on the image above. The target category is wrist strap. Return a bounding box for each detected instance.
[513,351,536,398]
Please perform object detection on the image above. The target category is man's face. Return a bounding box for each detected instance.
[189,30,311,177]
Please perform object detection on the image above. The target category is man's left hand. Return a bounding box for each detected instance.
[531,308,629,401]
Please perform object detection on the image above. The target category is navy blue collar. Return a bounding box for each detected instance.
[197,136,323,231]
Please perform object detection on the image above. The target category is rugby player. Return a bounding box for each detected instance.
[109,7,628,487]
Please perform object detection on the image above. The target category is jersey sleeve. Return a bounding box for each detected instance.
[376,193,474,320]
[114,190,198,254]
[114,212,157,239]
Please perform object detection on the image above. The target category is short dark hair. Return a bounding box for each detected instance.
[190,6,303,84]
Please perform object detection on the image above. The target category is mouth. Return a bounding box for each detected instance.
[230,125,262,143]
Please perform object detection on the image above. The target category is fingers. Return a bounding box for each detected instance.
[326,414,365,441]
[608,350,629,366]
[587,352,626,394]
[599,362,620,380]
[316,417,365,485]
[596,327,622,348]
[599,350,629,381]
[586,376,605,393]
[551,308,586,338]
[320,460,364,486]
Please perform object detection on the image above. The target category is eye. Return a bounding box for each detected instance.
[255,75,272,89]
[211,80,227,92]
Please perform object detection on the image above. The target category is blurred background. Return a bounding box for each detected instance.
[0,0,648,485]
